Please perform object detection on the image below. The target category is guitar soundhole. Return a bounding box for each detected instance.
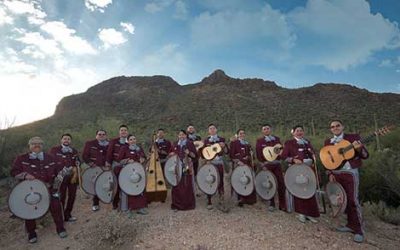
[149,170,154,174]
[157,180,164,185]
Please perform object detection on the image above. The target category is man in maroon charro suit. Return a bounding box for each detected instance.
[202,124,229,209]
[256,124,287,212]
[82,129,109,211]
[281,125,320,223]
[169,130,198,211]
[324,119,369,243]
[186,124,202,175]
[118,134,148,216]
[49,133,80,222]
[106,124,129,210]
[230,128,257,205]
[11,137,68,243]
[154,128,172,173]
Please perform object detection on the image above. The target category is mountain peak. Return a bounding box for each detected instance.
[200,69,231,84]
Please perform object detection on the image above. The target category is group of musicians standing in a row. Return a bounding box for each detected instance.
[10,120,368,244]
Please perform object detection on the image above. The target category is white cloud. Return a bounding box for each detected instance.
[41,21,97,55]
[174,0,188,20]
[287,0,400,71]
[191,5,295,51]
[85,0,113,13]
[379,59,394,67]
[0,6,13,25]
[16,32,63,57]
[120,22,135,34]
[3,0,46,23]
[98,28,127,49]
[0,53,37,74]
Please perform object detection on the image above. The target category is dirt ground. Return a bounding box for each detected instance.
[0,182,399,250]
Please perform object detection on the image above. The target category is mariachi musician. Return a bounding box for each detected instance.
[281,125,320,223]
[230,128,257,206]
[256,124,287,212]
[49,133,80,222]
[186,124,202,175]
[324,119,368,243]
[118,134,148,217]
[154,128,172,173]
[82,129,109,211]
[169,130,197,211]
[11,137,68,243]
[106,124,129,210]
[202,123,229,210]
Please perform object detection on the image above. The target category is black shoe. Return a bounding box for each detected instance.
[28,232,37,244]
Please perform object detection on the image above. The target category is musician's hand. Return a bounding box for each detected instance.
[238,161,245,166]
[219,142,225,148]
[293,159,303,164]
[184,149,190,155]
[140,157,146,164]
[89,162,96,167]
[25,174,35,180]
[105,162,111,168]
[128,159,134,163]
[352,140,363,151]
[329,174,336,182]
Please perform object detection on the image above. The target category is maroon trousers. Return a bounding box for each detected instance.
[293,195,320,217]
[112,165,123,208]
[172,174,196,210]
[332,170,363,235]
[128,193,147,210]
[59,176,77,220]
[26,196,65,235]
[207,164,224,204]
[264,164,287,211]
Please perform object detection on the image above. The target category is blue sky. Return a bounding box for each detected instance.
[0,0,399,125]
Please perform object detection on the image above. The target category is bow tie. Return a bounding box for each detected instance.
[209,136,219,143]
[119,138,127,144]
[61,146,72,153]
[296,138,308,145]
[156,138,165,143]
[98,140,109,146]
[29,152,44,161]
[188,134,197,140]
[239,139,248,145]
[178,139,187,147]
[264,135,275,142]
[129,145,140,151]
[330,134,343,144]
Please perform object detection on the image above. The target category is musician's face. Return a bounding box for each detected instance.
[61,136,71,146]
[119,127,128,138]
[157,130,165,138]
[187,126,195,133]
[178,131,187,140]
[128,136,137,145]
[262,126,271,136]
[330,122,343,136]
[208,126,217,135]
[96,131,107,141]
[29,142,43,153]
[292,127,304,138]
[238,130,245,140]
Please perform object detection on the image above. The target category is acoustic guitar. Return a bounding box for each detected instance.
[202,143,222,160]
[319,125,394,170]
[262,144,283,162]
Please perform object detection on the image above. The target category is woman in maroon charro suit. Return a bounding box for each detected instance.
[118,134,148,217]
[281,125,320,223]
[169,130,197,211]
[229,129,257,205]
[324,119,368,243]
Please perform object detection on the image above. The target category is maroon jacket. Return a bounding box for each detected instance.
[171,140,198,160]
[155,139,172,161]
[106,138,128,164]
[229,140,252,166]
[82,139,108,167]
[11,152,59,185]
[324,133,369,169]
[117,145,146,163]
[255,136,282,162]
[49,145,80,169]
[281,138,315,164]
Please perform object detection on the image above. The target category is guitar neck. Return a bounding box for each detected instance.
[342,131,378,153]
